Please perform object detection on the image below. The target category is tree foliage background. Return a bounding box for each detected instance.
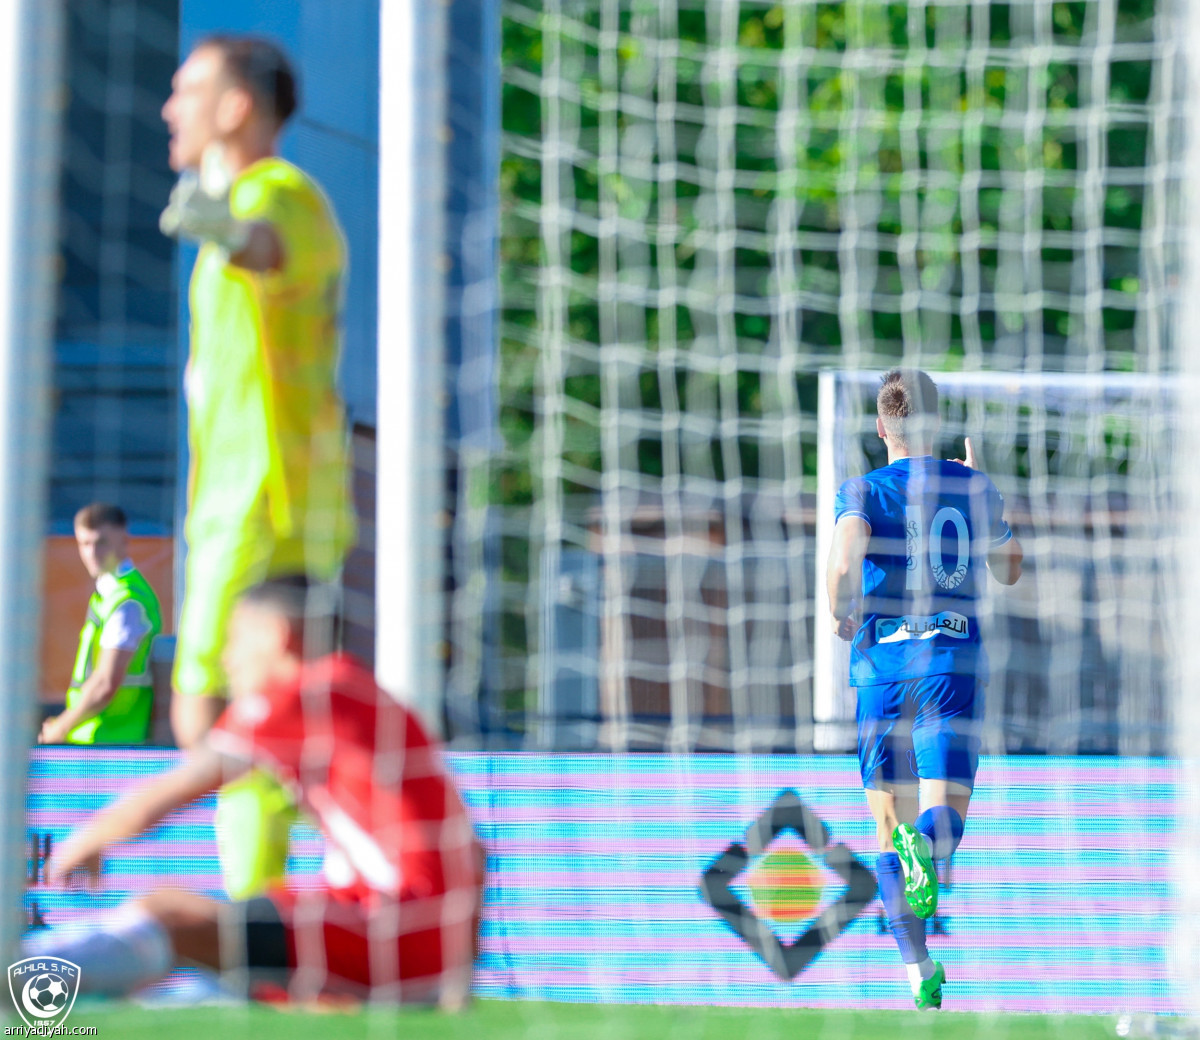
[496,0,1167,501]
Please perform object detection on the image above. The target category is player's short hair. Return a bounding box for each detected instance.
[74,502,127,531]
[238,574,340,656]
[877,369,940,447]
[197,35,299,128]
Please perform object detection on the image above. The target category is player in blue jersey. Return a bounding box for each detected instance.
[827,370,1023,1010]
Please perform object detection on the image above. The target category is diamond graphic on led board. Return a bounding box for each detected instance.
[739,835,832,944]
[701,789,876,981]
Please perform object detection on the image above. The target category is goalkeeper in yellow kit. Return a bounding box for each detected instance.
[159,35,355,898]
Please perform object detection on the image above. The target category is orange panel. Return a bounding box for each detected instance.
[40,536,175,704]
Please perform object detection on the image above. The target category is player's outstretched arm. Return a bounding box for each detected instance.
[228,224,284,272]
[45,743,246,885]
[988,535,1023,586]
[159,145,284,271]
[827,516,871,641]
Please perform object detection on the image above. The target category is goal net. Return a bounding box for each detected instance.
[472,0,1187,753]
[445,0,1200,1025]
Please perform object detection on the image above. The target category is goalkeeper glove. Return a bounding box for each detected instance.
[159,145,251,255]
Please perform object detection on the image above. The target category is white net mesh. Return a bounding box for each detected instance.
[444,0,1200,1025]
[465,0,1184,751]
[1172,0,1200,1021]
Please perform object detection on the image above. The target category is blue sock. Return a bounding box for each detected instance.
[876,852,927,964]
[916,805,964,860]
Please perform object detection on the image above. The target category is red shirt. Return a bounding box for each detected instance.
[209,653,478,904]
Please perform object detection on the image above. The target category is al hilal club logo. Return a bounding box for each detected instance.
[7,957,81,1029]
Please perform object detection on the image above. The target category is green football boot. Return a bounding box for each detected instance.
[914,961,945,1011]
[893,822,938,919]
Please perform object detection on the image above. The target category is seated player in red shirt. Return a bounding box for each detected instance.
[27,575,484,1006]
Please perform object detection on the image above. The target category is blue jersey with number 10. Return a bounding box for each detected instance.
[834,455,1012,687]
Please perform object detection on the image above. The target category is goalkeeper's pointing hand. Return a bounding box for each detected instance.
[159,145,250,255]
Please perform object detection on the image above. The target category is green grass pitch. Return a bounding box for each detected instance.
[44,1001,1137,1039]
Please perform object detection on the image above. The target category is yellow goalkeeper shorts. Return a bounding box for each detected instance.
[215,768,298,900]
[174,504,348,898]
[172,509,337,698]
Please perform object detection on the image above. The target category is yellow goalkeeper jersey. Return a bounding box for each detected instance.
[186,157,355,575]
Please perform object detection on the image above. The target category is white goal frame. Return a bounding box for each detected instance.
[0,0,61,968]
[376,0,449,733]
[1174,0,1200,1014]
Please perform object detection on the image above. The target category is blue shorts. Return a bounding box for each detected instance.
[856,674,981,790]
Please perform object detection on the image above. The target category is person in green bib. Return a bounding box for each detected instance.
[39,503,163,745]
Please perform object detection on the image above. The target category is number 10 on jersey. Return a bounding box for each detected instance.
[905,506,970,592]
